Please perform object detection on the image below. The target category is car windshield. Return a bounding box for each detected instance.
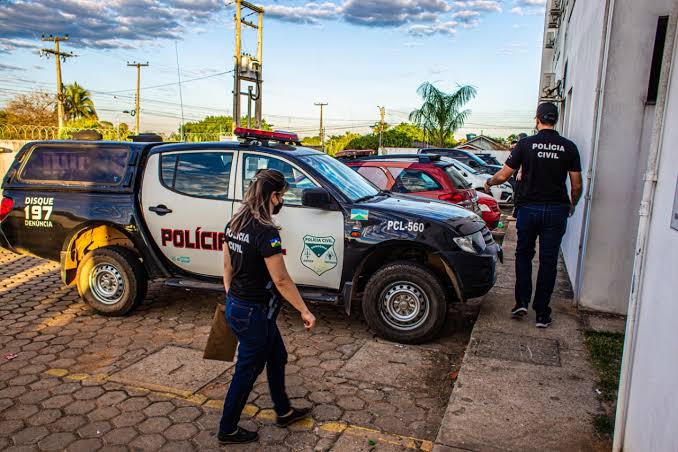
[463,151,490,166]
[444,166,472,189]
[299,154,379,202]
[441,157,480,175]
[480,155,501,165]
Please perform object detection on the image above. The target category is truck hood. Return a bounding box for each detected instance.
[352,193,485,235]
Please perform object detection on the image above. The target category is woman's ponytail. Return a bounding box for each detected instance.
[229,169,287,235]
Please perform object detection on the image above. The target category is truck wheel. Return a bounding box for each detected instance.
[76,246,147,316]
[363,261,447,344]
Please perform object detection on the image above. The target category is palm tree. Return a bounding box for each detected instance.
[409,82,477,147]
[63,82,97,120]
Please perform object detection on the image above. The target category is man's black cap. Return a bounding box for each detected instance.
[536,102,559,123]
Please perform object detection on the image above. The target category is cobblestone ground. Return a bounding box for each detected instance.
[0,249,479,451]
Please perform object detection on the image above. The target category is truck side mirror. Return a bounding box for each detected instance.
[302,187,335,210]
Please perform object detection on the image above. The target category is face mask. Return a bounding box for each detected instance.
[273,197,284,215]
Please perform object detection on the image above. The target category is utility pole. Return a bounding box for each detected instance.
[314,102,328,152]
[40,34,76,134]
[378,106,386,151]
[127,61,149,134]
[232,0,264,135]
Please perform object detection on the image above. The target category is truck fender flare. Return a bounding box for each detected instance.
[349,240,464,304]
[60,222,138,285]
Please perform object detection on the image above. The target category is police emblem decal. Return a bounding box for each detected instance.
[300,235,338,276]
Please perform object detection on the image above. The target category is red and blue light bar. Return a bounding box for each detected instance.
[234,127,300,144]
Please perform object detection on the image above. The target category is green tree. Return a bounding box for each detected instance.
[177,116,273,141]
[326,132,360,156]
[302,135,322,146]
[489,136,509,145]
[345,127,415,150]
[63,82,97,120]
[392,122,426,143]
[409,82,476,147]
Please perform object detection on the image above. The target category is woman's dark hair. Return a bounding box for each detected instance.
[229,169,288,235]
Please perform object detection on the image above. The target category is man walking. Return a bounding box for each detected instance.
[507,132,528,221]
[484,102,582,327]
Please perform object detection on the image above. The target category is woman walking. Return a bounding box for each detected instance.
[218,169,316,445]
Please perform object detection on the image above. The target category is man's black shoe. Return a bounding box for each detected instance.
[276,407,312,427]
[217,427,258,444]
[536,316,552,328]
[511,304,528,318]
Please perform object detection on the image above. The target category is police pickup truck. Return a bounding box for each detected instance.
[0,128,501,343]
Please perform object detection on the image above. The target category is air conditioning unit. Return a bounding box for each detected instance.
[545,31,556,49]
[551,0,564,14]
[542,74,563,101]
[548,1,562,28]
[548,13,560,28]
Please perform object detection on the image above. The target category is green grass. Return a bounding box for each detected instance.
[584,330,625,437]
[584,331,625,401]
[593,414,615,436]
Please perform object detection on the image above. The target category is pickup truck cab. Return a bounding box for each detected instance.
[0,129,501,343]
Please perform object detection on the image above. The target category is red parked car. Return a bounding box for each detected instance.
[476,191,501,230]
[346,154,482,217]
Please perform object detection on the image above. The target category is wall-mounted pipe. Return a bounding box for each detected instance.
[613,9,678,452]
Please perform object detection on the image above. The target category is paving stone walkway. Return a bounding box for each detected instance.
[0,249,478,451]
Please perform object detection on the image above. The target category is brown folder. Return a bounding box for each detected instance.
[203,303,238,362]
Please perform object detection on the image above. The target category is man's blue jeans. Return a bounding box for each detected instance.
[515,204,569,317]
[219,295,291,434]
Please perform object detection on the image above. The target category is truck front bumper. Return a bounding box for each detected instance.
[441,242,501,300]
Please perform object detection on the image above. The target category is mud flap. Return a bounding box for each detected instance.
[342,282,353,316]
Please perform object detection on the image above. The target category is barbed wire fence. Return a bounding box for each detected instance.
[0,125,229,143]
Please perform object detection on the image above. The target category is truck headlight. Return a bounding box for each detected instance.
[453,231,486,254]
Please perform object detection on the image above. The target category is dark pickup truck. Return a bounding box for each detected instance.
[0,129,501,343]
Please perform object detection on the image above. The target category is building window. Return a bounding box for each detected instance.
[647,16,669,104]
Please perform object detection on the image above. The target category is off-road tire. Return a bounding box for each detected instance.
[363,261,447,344]
[76,246,147,316]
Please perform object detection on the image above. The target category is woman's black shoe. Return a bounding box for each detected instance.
[276,407,312,427]
[217,427,259,444]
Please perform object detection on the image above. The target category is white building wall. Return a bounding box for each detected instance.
[542,0,607,283]
[539,0,675,314]
[578,0,675,314]
[622,27,678,450]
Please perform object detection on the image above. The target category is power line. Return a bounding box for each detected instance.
[100,70,233,94]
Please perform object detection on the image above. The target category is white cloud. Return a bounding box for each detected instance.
[0,0,226,51]
[452,1,502,12]
[265,2,342,24]
[408,20,458,36]
[511,0,546,15]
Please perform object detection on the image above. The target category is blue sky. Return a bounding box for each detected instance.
[0,0,546,137]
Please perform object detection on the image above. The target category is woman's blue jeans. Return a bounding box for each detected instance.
[218,295,291,435]
[515,204,569,317]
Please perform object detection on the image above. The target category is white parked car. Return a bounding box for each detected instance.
[442,158,513,205]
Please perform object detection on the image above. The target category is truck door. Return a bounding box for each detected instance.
[235,152,344,290]
[141,150,237,277]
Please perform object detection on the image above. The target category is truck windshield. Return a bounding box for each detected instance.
[299,154,379,202]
